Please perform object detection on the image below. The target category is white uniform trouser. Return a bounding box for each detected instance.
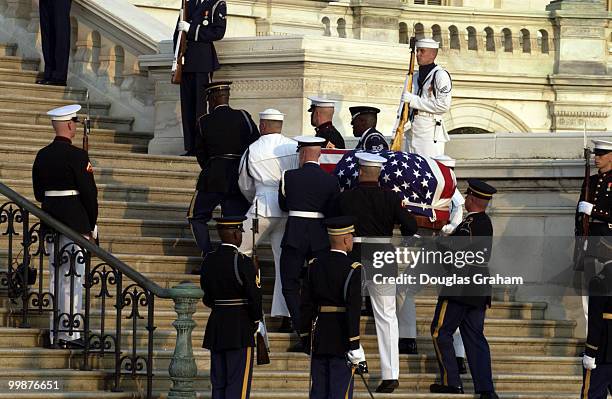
[48,234,85,343]
[240,215,289,317]
[367,281,399,380]
[407,136,446,158]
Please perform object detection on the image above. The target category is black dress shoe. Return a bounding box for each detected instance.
[35,78,49,84]
[457,357,467,374]
[429,383,464,394]
[58,338,85,349]
[375,379,399,393]
[276,316,293,333]
[479,392,499,399]
[398,338,418,354]
[181,150,195,156]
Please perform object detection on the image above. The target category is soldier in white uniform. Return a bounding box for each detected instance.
[238,108,299,330]
[432,154,468,374]
[401,38,452,158]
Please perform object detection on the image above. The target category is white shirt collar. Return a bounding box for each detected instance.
[221,243,239,250]
[330,249,347,256]
[305,160,320,165]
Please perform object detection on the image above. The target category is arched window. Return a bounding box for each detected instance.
[502,28,513,52]
[322,17,331,37]
[414,23,424,40]
[537,29,549,54]
[337,18,346,38]
[399,22,409,44]
[520,29,531,53]
[449,25,460,50]
[449,127,492,135]
[484,27,495,51]
[432,24,443,48]
[467,26,477,51]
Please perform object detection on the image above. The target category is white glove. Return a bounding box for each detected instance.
[441,224,456,235]
[91,224,98,240]
[256,320,270,348]
[578,201,594,215]
[402,92,415,104]
[583,355,597,370]
[177,21,190,32]
[402,120,412,133]
[347,345,366,365]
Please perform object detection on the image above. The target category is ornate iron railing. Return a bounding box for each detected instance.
[0,182,203,399]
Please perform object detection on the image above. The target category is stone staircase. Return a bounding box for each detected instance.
[0,42,588,398]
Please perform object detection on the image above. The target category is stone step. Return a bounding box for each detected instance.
[0,95,110,117]
[0,81,88,102]
[0,122,151,147]
[0,55,39,71]
[0,145,199,172]
[0,108,134,131]
[0,138,146,157]
[0,67,40,83]
[0,44,17,56]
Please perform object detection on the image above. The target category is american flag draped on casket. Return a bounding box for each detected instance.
[320,149,456,226]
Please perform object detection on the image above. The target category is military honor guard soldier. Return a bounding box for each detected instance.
[333,152,417,393]
[200,216,263,399]
[300,216,365,399]
[308,97,346,149]
[37,0,72,86]
[238,108,298,332]
[32,104,98,348]
[350,106,390,152]
[401,38,452,158]
[188,81,260,259]
[174,0,227,155]
[279,136,340,347]
[430,179,498,398]
[581,236,612,399]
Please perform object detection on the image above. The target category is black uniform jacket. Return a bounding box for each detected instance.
[300,251,362,356]
[32,137,98,234]
[354,128,389,152]
[173,0,226,73]
[585,262,612,364]
[200,244,262,351]
[279,162,340,252]
[315,122,345,149]
[576,170,611,237]
[195,105,259,193]
[438,211,494,308]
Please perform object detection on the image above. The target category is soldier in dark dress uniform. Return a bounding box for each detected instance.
[300,216,365,399]
[174,0,227,155]
[278,136,340,343]
[581,236,612,399]
[37,0,72,86]
[350,106,389,152]
[188,81,259,257]
[308,97,345,149]
[429,179,498,399]
[200,216,263,399]
[576,139,612,326]
[333,152,417,393]
[32,104,98,347]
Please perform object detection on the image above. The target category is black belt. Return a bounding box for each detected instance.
[214,299,248,307]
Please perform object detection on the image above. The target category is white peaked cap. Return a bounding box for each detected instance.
[259,108,285,121]
[47,104,82,121]
[592,139,612,151]
[432,154,456,168]
[416,38,440,49]
[293,136,325,148]
[308,96,337,110]
[356,152,387,167]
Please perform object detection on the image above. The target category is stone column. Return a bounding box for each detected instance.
[350,0,403,43]
[546,0,612,132]
[167,282,203,399]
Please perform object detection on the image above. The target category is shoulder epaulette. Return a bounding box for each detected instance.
[351,262,362,269]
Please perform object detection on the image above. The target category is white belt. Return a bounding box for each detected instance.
[353,237,393,244]
[289,211,324,219]
[45,190,79,197]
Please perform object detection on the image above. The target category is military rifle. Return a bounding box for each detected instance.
[390,36,417,151]
[171,0,188,84]
[252,200,270,365]
[82,90,91,152]
[573,125,591,271]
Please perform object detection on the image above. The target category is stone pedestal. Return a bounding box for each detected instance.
[350,0,402,43]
